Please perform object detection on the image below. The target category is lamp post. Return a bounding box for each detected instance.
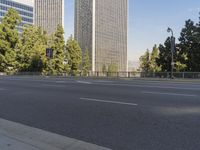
[167,27,175,79]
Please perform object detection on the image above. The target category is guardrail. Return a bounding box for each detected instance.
[1,72,200,79]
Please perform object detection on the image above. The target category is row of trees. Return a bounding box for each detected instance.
[140,14,200,72]
[0,8,91,75]
[139,45,161,72]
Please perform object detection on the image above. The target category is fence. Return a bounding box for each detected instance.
[88,72,200,79]
[1,71,200,79]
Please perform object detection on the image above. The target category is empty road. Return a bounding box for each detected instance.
[0,76,200,150]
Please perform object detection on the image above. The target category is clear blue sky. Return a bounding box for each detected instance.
[64,0,200,62]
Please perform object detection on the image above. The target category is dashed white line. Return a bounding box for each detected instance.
[80,98,138,106]
[94,80,114,83]
[77,81,92,84]
[41,84,65,88]
[142,91,197,97]
[55,81,66,83]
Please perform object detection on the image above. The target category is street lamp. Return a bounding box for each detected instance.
[167,27,175,79]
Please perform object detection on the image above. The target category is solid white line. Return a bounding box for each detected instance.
[77,81,92,84]
[142,91,197,97]
[80,98,138,106]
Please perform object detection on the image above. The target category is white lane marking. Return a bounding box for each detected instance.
[77,81,92,84]
[93,83,200,91]
[55,81,67,83]
[41,84,65,88]
[80,98,138,106]
[142,91,197,97]
[94,80,114,83]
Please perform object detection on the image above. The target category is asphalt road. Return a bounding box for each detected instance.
[0,76,200,150]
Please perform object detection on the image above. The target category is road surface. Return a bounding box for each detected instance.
[0,76,200,150]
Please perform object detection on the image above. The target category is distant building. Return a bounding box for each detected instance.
[34,0,64,34]
[128,61,140,72]
[0,0,33,32]
[75,0,128,72]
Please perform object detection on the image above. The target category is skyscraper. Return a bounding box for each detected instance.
[0,0,33,33]
[75,0,128,72]
[34,0,64,34]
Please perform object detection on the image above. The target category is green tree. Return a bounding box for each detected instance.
[102,64,107,73]
[178,19,200,71]
[82,49,90,76]
[139,49,150,72]
[108,63,118,72]
[18,25,47,72]
[156,38,172,72]
[156,38,188,72]
[50,25,65,75]
[66,36,82,76]
[150,45,161,72]
[0,8,21,73]
[108,63,118,77]
[63,49,70,74]
[175,61,187,72]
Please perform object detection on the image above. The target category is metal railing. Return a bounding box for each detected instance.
[87,72,200,79]
[1,71,200,79]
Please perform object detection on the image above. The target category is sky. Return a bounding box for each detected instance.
[64,0,200,62]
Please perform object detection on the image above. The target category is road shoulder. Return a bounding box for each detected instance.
[0,118,111,150]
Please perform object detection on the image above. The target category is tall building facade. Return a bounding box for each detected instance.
[34,0,64,34]
[75,0,128,72]
[0,0,33,32]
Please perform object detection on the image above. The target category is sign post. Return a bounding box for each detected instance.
[46,48,53,59]
[46,48,53,75]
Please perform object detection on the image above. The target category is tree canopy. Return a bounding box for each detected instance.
[139,13,200,73]
[0,8,21,73]
[82,49,90,76]
[0,10,85,75]
[66,36,82,76]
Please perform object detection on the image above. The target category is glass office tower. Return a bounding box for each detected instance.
[75,0,128,72]
[34,0,64,35]
[0,0,33,32]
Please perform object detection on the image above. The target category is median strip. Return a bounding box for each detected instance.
[80,98,138,106]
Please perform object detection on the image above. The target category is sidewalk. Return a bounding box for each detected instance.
[0,118,111,150]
